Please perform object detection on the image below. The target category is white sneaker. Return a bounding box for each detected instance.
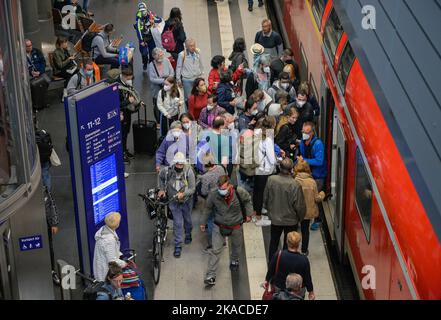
[124,172,130,178]
[255,219,271,227]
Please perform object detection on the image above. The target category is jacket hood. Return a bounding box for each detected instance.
[94,225,116,241]
[295,172,313,181]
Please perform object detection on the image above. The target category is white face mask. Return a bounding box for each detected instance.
[163,85,171,91]
[124,79,133,86]
[263,66,271,74]
[183,123,191,130]
[302,133,311,141]
[297,100,306,108]
[228,123,235,130]
[207,104,214,111]
[218,188,228,196]
[172,130,181,138]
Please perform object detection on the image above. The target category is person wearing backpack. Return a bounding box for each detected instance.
[66,59,98,95]
[95,262,126,300]
[162,7,186,61]
[267,72,296,103]
[135,2,162,70]
[158,152,196,258]
[36,129,53,190]
[90,24,120,69]
[200,175,253,286]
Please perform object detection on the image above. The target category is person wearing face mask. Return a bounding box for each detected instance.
[157,76,184,138]
[298,122,327,231]
[201,175,253,286]
[269,48,299,85]
[188,78,208,121]
[216,69,238,115]
[148,48,175,123]
[275,108,300,162]
[135,2,163,70]
[267,72,296,103]
[66,59,98,95]
[238,97,258,132]
[198,95,226,129]
[245,54,272,99]
[298,82,320,117]
[155,121,189,173]
[117,67,143,162]
[294,90,315,136]
[158,152,195,258]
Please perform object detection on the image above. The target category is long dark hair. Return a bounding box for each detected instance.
[190,77,205,96]
[168,7,183,27]
[232,37,246,53]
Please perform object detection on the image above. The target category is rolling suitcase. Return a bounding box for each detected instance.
[30,74,50,110]
[132,105,157,155]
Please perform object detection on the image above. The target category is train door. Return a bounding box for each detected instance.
[0,221,14,300]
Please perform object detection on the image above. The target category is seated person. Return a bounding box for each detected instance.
[25,39,49,110]
[96,262,126,300]
[66,59,98,95]
[52,37,77,86]
[91,24,120,69]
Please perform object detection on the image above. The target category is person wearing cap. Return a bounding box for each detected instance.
[135,2,163,70]
[93,212,127,282]
[155,120,189,172]
[250,43,265,69]
[263,158,306,263]
[254,19,283,60]
[158,152,196,258]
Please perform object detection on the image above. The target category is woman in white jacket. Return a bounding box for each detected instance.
[157,76,185,138]
[93,212,127,282]
[254,117,276,227]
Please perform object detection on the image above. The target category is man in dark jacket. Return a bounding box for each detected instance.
[254,19,283,59]
[26,39,49,109]
[201,175,253,286]
[294,89,315,138]
[270,48,299,85]
[263,158,306,263]
[273,273,305,300]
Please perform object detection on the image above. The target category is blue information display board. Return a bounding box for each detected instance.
[65,82,129,274]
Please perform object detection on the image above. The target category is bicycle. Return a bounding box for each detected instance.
[138,189,174,285]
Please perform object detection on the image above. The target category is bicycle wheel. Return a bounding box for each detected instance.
[152,235,162,284]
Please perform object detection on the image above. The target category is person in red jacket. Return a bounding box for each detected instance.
[188,77,208,120]
[208,55,244,95]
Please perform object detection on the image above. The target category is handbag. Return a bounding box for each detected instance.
[49,148,61,167]
[262,250,282,300]
[121,261,141,289]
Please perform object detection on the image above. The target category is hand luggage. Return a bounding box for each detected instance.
[30,74,50,110]
[132,104,157,155]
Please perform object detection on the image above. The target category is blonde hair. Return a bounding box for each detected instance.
[286,231,301,249]
[283,64,296,81]
[105,212,121,229]
[294,159,312,175]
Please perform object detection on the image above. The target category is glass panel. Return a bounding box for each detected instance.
[0,2,20,203]
[355,148,373,241]
[311,0,328,27]
[337,42,356,92]
[323,8,344,64]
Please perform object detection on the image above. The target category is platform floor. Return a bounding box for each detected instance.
[38,0,337,300]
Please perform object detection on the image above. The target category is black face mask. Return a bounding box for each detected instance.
[175,167,183,173]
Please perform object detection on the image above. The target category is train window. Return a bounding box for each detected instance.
[355,148,372,242]
[311,0,328,28]
[323,8,344,64]
[337,42,356,92]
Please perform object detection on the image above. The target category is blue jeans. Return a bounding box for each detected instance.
[182,79,194,103]
[83,0,89,11]
[139,41,156,66]
[169,201,193,247]
[41,161,51,191]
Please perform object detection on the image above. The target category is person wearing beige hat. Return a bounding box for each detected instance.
[93,212,127,281]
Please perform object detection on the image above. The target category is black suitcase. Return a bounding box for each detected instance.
[30,75,50,110]
[132,105,157,155]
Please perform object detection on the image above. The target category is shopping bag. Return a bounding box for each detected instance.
[49,149,61,167]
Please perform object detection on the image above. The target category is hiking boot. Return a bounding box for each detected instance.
[185,234,192,244]
[204,276,216,286]
[230,260,239,271]
[248,5,253,11]
[174,246,182,258]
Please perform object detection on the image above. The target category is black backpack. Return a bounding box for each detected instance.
[83,281,112,300]
[81,32,103,54]
[35,130,53,163]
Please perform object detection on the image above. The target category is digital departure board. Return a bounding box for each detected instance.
[65,82,129,274]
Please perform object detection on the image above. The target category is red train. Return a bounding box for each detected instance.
[274,0,441,299]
